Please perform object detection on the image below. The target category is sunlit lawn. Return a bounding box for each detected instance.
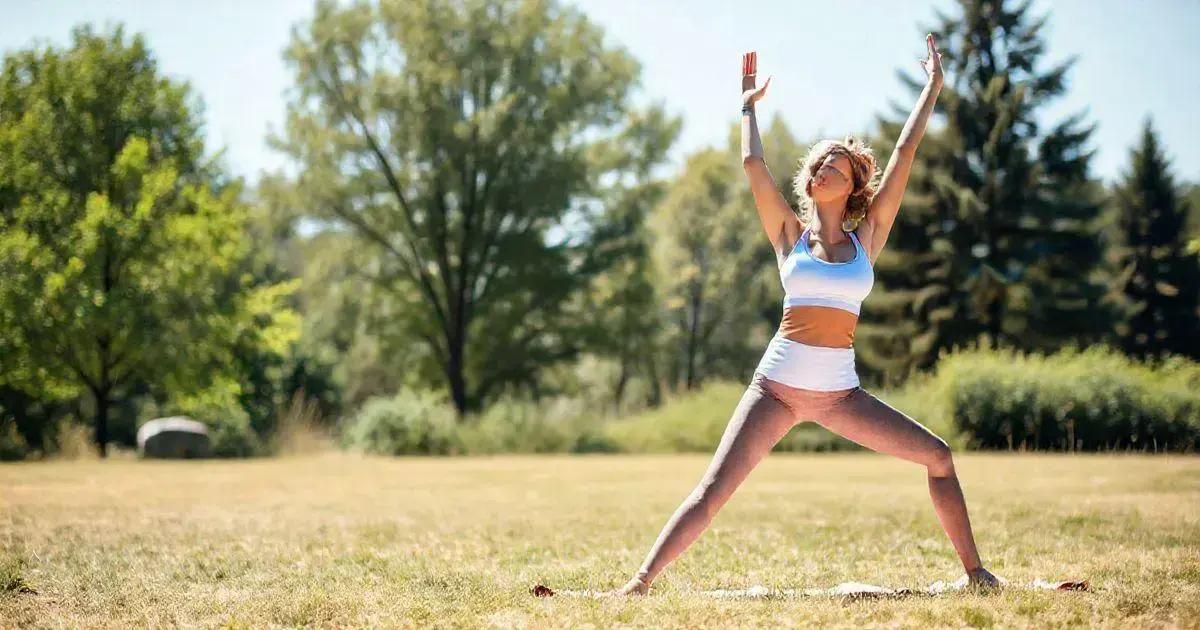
[2,451,1198,628]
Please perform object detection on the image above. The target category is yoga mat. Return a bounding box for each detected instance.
[531,576,1089,601]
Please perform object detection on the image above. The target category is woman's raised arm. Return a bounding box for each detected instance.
[863,34,945,259]
[741,51,800,261]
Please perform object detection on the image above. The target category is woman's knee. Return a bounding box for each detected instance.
[926,438,955,477]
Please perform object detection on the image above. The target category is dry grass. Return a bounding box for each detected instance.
[1,452,1198,628]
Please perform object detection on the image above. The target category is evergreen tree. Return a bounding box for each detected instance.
[1105,118,1200,359]
[858,0,1108,384]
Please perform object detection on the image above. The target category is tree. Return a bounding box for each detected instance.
[571,107,681,412]
[0,25,296,456]
[270,0,674,415]
[1104,118,1200,360]
[858,0,1109,384]
[649,145,775,391]
[1185,183,1200,236]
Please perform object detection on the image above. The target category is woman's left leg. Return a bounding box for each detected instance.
[808,387,985,573]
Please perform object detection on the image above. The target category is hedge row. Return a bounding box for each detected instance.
[341,344,1200,455]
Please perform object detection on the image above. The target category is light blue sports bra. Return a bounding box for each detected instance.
[779,225,875,316]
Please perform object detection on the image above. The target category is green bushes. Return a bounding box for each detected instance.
[342,387,617,456]
[205,412,263,458]
[163,381,265,457]
[342,388,459,455]
[336,344,1200,456]
[599,381,746,453]
[935,344,1200,452]
[456,396,616,454]
[0,420,28,461]
[598,380,865,453]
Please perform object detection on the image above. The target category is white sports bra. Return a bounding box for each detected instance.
[779,225,875,315]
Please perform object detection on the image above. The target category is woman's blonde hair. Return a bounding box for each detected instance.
[791,135,881,231]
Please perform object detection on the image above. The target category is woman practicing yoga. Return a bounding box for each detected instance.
[610,34,1004,596]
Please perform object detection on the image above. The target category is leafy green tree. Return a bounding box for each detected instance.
[1104,118,1200,359]
[572,107,681,412]
[228,195,343,438]
[649,147,774,391]
[0,25,297,456]
[270,0,674,415]
[858,0,1109,384]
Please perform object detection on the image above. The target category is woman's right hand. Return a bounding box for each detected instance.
[741,51,772,108]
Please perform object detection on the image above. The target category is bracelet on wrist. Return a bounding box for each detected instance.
[741,105,754,115]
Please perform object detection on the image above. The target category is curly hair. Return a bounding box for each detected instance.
[791,135,881,231]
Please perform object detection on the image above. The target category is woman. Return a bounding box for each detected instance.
[610,34,1003,596]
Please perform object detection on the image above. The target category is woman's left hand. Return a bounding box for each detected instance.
[921,33,944,88]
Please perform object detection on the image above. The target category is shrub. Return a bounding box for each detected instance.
[267,391,335,455]
[455,395,615,454]
[343,388,459,455]
[600,379,863,453]
[50,418,99,460]
[935,344,1200,452]
[205,411,263,458]
[0,419,28,461]
[164,379,263,457]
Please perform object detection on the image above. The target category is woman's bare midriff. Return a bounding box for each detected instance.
[778,305,857,348]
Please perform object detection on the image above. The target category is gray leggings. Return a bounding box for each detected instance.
[632,370,975,585]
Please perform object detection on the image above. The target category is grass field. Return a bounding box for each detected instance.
[2,451,1198,628]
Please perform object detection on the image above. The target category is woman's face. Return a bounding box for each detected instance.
[809,152,854,201]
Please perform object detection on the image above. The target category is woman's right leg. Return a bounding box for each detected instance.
[625,374,798,590]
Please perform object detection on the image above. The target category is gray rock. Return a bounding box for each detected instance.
[137,416,211,459]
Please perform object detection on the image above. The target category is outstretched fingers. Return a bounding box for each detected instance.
[742,51,758,76]
[741,51,756,76]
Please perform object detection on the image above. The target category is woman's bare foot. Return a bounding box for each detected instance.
[966,566,1006,591]
[607,574,650,596]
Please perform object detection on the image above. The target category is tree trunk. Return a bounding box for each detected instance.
[645,353,662,408]
[93,388,110,458]
[685,284,703,390]
[446,340,468,419]
[613,356,629,416]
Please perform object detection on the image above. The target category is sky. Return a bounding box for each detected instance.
[3,0,1199,185]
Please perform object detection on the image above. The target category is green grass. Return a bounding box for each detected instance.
[2,452,1198,627]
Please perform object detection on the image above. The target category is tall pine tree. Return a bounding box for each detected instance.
[1105,118,1200,360]
[857,0,1109,385]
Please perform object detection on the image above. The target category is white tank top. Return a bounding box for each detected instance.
[779,225,875,315]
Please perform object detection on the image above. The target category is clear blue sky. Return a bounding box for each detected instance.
[4,0,1198,185]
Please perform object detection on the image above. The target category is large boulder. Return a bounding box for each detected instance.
[137,416,211,459]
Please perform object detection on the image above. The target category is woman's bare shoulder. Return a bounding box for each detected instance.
[853,221,879,264]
